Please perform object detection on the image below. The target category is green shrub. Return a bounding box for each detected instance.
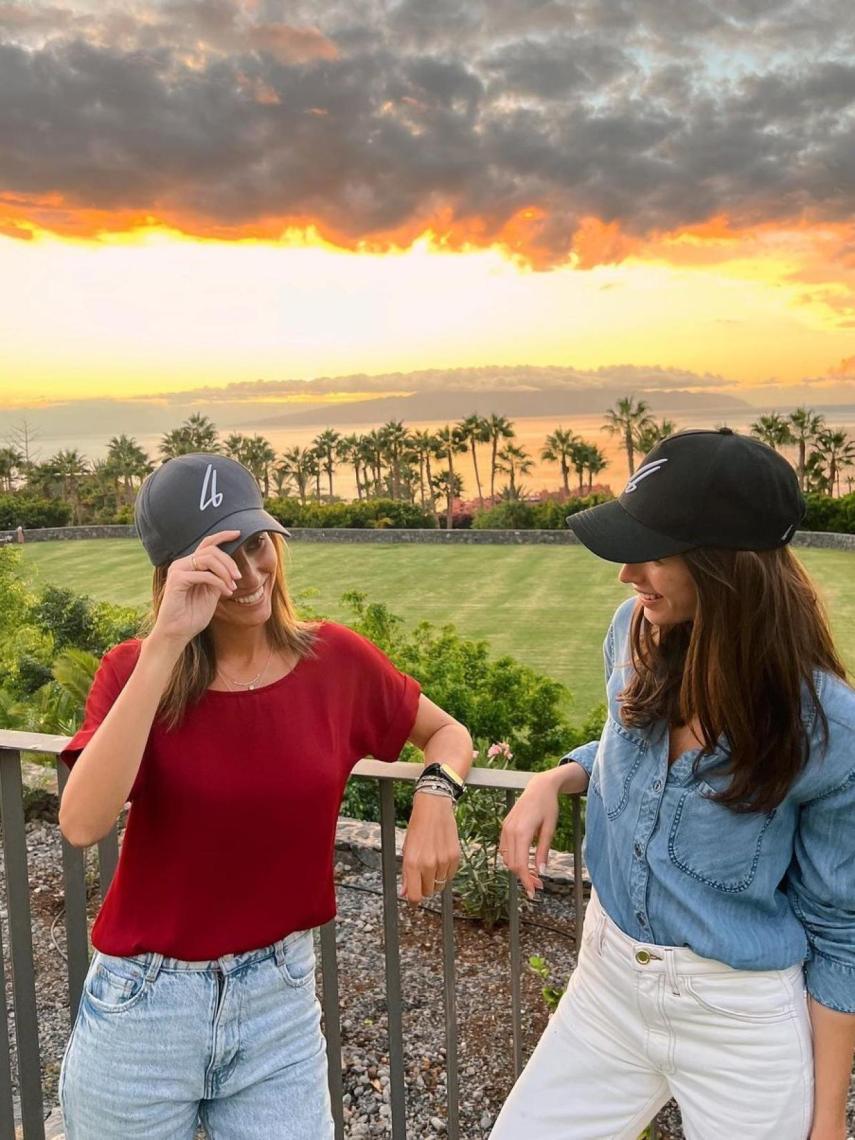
[0,495,72,529]
[471,501,536,529]
[265,498,435,529]
[342,592,571,770]
[472,492,614,530]
[802,492,855,534]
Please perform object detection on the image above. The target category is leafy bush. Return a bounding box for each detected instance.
[266,498,435,529]
[30,586,142,656]
[0,495,73,529]
[471,492,613,530]
[341,592,571,770]
[802,492,855,534]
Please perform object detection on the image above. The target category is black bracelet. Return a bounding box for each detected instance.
[417,762,465,801]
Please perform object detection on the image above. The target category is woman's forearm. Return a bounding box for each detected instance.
[59,634,184,847]
[420,721,474,781]
[809,996,855,1137]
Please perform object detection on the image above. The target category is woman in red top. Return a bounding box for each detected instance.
[58,453,473,1139]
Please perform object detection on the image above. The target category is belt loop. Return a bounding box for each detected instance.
[665,949,680,996]
[145,952,164,983]
[596,908,607,956]
[273,938,287,968]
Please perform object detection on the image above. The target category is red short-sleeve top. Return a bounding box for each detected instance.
[61,622,420,960]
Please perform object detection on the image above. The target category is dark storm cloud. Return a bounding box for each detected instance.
[1,0,854,262]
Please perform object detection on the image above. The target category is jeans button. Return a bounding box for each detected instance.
[635,950,651,965]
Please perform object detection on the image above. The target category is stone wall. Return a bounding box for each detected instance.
[4,523,855,549]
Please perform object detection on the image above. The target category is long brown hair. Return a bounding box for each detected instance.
[620,545,846,812]
[146,535,316,729]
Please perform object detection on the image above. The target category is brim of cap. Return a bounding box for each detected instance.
[176,508,291,560]
[566,499,696,563]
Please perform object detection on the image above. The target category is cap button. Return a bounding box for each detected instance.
[718,427,734,435]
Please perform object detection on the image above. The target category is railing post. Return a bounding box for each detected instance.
[505,789,523,1080]
[55,763,90,1023]
[0,750,45,1139]
[319,920,344,1140]
[379,780,406,1137]
[440,883,459,1140]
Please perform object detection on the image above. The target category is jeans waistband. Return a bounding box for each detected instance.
[102,929,312,982]
[586,892,801,980]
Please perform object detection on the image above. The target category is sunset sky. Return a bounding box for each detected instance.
[2,0,855,409]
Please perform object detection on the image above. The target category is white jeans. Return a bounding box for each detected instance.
[491,892,814,1140]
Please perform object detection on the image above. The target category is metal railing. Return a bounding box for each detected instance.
[0,731,644,1140]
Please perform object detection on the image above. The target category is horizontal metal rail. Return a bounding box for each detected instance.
[0,732,617,1139]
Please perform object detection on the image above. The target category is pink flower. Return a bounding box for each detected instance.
[487,741,514,760]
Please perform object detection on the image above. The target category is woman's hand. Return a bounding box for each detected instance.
[400,793,461,904]
[499,767,567,899]
[151,531,243,647]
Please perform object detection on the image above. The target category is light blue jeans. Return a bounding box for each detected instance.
[59,930,334,1139]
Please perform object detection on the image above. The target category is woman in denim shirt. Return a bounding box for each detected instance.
[493,429,855,1140]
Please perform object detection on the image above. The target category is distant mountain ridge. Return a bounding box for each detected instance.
[244,386,749,429]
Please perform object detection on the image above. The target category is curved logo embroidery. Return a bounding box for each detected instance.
[624,458,669,494]
[199,464,224,511]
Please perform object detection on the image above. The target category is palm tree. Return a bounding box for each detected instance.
[788,407,825,491]
[379,421,409,500]
[312,429,341,499]
[277,447,315,506]
[434,424,468,528]
[485,414,515,501]
[223,433,248,461]
[496,443,534,500]
[431,470,463,529]
[634,418,677,458]
[362,430,387,497]
[405,430,438,513]
[47,448,90,523]
[568,440,589,493]
[183,413,220,452]
[583,443,608,492]
[160,414,220,459]
[815,428,855,497]
[105,435,151,505]
[458,414,490,505]
[0,446,24,493]
[603,396,654,476]
[541,427,578,496]
[335,435,363,499]
[243,435,276,496]
[749,413,794,453]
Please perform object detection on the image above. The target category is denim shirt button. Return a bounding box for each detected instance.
[636,912,647,926]
[652,779,662,791]
[633,843,643,858]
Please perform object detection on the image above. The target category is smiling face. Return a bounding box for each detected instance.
[211,531,279,631]
[619,555,698,626]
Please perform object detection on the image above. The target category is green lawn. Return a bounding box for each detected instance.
[17,540,855,721]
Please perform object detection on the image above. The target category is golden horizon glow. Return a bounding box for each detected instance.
[2,214,855,407]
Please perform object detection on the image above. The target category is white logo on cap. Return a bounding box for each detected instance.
[623,458,669,494]
[199,464,223,511]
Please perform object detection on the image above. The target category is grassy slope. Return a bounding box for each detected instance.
[18,540,855,719]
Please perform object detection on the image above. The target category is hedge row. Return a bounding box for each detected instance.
[4,490,855,534]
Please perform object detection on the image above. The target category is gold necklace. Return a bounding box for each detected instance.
[217,648,273,691]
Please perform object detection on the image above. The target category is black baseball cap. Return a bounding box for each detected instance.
[134,453,290,566]
[566,428,805,563]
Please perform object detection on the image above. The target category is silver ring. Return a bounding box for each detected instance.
[434,878,447,886]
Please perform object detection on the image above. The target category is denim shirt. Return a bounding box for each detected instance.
[566,597,855,1013]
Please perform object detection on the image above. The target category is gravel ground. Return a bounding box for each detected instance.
[2,810,853,1138]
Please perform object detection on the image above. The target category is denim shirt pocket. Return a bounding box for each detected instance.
[668,781,776,892]
[589,715,649,820]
